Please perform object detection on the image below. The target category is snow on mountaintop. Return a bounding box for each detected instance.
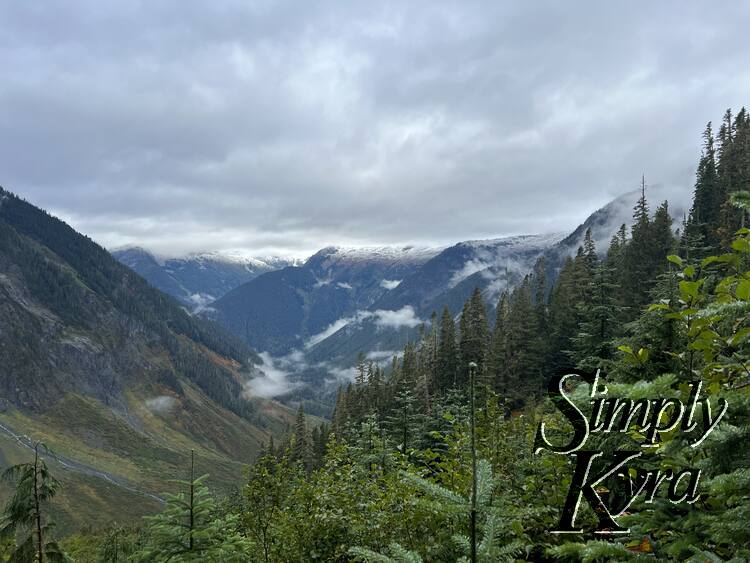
[184,250,304,268]
[112,246,303,269]
[460,232,567,250]
[309,245,445,265]
[448,232,567,290]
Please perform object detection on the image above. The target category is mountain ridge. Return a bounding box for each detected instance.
[0,187,297,533]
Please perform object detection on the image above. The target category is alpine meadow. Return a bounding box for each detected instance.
[1,2,750,562]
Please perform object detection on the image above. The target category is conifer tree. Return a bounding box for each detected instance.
[355,352,367,386]
[400,341,419,386]
[137,452,249,561]
[437,307,459,391]
[459,288,489,385]
[505,276,541,401]
[292,405,312,470]
[569,257,619,371]
[0,442,68,563]
[385,384,421,452]
[684,122,721,255]
[547,257,579,375]
[487,291,510,396]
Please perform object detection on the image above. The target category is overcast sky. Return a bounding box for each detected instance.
[1,2,748,258]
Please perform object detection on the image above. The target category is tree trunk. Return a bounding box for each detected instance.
[189,449,195,551]
[33,443,44,563]
[469,363,477,563]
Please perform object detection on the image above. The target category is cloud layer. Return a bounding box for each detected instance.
[1,2,749,256]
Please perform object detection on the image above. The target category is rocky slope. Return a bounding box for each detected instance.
[0,187,297,533]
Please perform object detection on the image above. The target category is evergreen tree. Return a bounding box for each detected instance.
[569,257,619,371]
[459,288,489,385]
[684,122,721,255]
[384,385,421,452]
[437,307,459,391]
[650,201,675,274]
[355,352,367,386]
[622,176,653,312]
[136,453,250,561]
[487,291,510,396]
[504,276,540,401]
[547,257,579,376]
[0,442,68,563]
[291,405,312,470]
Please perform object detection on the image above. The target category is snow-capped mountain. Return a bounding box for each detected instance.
[112,247,301,309]
[117,186,693,395]
[305,185,692,370]
[206,245,442,354]
[304,232,564,366]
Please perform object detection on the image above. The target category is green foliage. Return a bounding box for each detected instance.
[14,107,750,560]
[0,442,70,562]
[134,471,249,562]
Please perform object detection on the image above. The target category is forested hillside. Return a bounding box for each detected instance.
[0,190,300,538]
[4,109,750,561]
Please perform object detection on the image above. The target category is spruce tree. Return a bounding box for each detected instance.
[684,122,721,255]
[487,291,510,396]
[292,405,311,470]
[0,442,68,563]
[137,452,249,561]
[505,276,540,401]
[570,257,619,371]
[459,288,489,385]
[547,257,579,376]
[436,307,459,391]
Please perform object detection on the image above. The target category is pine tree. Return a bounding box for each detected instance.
[622,178,676,313]
[487,291,510,396]
[570,257,619,371]
[415,312,438,414]
[0,441,68,563]
[400,341,419,387]
[459,288,489,386]
[292,405,311,470]
[581,228,598,272]
[384,384,422,453]
[137,452,249,561]
[504,276,541,402]
[436,307,459,391]
[547,257,579,376]
[684,122,721,255]
[355,352,367,386]
[651,201,675,268]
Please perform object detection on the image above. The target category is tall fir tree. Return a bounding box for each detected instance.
[459,288,490,385]
[436,306,459,391]
[487,290,510,396]
[684,122,721,256]
[0,442,68,563]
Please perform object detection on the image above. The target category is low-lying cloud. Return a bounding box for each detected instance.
[380,279,401,290]
[188,292,216,314]
[245,351,303,398]
[372,306,422,329]
[305,306,425,349]
[145,395,177,413]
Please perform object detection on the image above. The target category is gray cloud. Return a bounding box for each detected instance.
[1,2,748,257]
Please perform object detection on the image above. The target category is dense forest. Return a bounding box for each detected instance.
[0,188,263,421]
[4,108,750,561]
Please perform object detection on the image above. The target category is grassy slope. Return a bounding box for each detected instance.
[0,386,301,535]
